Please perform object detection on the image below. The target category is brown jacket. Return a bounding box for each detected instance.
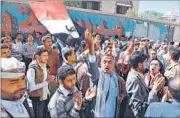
[47,49,60,95]
[28,60,49,101]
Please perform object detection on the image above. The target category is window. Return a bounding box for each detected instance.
[116,6,129,14]
[82,1,100,10]
[116,1,132,14]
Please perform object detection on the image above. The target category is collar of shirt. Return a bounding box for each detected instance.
[1,96,25,108]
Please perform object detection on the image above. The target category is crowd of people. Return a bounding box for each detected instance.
[1,30,180,118]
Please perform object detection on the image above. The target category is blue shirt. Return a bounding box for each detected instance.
[145,100,180,117]
[34,39,42,46]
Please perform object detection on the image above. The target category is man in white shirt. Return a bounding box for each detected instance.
[26,47,55,118]
[1,56,34,118]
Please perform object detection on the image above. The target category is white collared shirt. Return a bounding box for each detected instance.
[13,40,23,53]
[1,97,29,118]
[27,64,50,100]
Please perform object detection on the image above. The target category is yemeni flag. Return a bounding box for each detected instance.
[29,1,79,38]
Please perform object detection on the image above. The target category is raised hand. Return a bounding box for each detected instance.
[75,91,82,109]
[85,88,96,101]
[152,77,165,92]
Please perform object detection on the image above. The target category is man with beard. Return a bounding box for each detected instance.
[125,51,165,118]
[1,54,34,118]
[27,47,55,118]
[145,59,167,101]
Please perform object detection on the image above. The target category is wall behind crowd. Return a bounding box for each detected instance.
[1,1,179,41]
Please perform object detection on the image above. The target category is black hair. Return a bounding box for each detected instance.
[80,41,86,49]
[134,42,140,46]
[130,51,148,69]
[34,46,48,56]
[115,35,118,39]
[168,75,180,102]
[170,42,174,45]
[62,47,74,60]
[52,45,58,49]
[1,37,7,44]
[169,47,180,61]
[57,65,75,80]
[0,44,9,50]
[150,59,165,74]
[36,32,42,35]
[66,35,76,47]
[15,32,21,38]
[128,36,133,41]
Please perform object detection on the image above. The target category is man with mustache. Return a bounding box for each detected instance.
[87,32,123,117]
[1,54,33,118]
[27,47,55,118]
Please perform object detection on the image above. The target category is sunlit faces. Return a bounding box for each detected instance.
[43,38,52,50]
[60,74,76,91]
[27,35,34,42]
[1,77,26,100]
[3,38,12,49]
[36,52,49,64]
[101,55,114,73]
[1,48,11,58]
[150,60,160,74]
[150,50,157,60]
[67,50,77,64]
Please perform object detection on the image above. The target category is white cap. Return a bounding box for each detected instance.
[1,57,25,79]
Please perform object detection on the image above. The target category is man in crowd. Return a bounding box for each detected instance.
[145,59,167,101]
[23,34,37,71]
[0,44,11,58]
[61,47,77,67]
[148,48,165,74]
[55,37,65,65]
[42,35,60,95]
[141,37,149,58]
[48,65,96,118]
[1,53,33,118]
[87,32,123,117]
[164,47,180,79]
[145,75,180,117]
[27,47,55,118]
[174,42,180,49]
[1,37,23,61]
[125,51,165,117]
[34,32,43,46]
[13,33,24,56]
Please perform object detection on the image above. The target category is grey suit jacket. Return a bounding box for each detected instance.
[125,69,159,118]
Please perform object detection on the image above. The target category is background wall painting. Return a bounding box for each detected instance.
[1,2,177,41]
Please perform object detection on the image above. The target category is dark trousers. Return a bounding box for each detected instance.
[30,97,50,118]
[119,96,128,118]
